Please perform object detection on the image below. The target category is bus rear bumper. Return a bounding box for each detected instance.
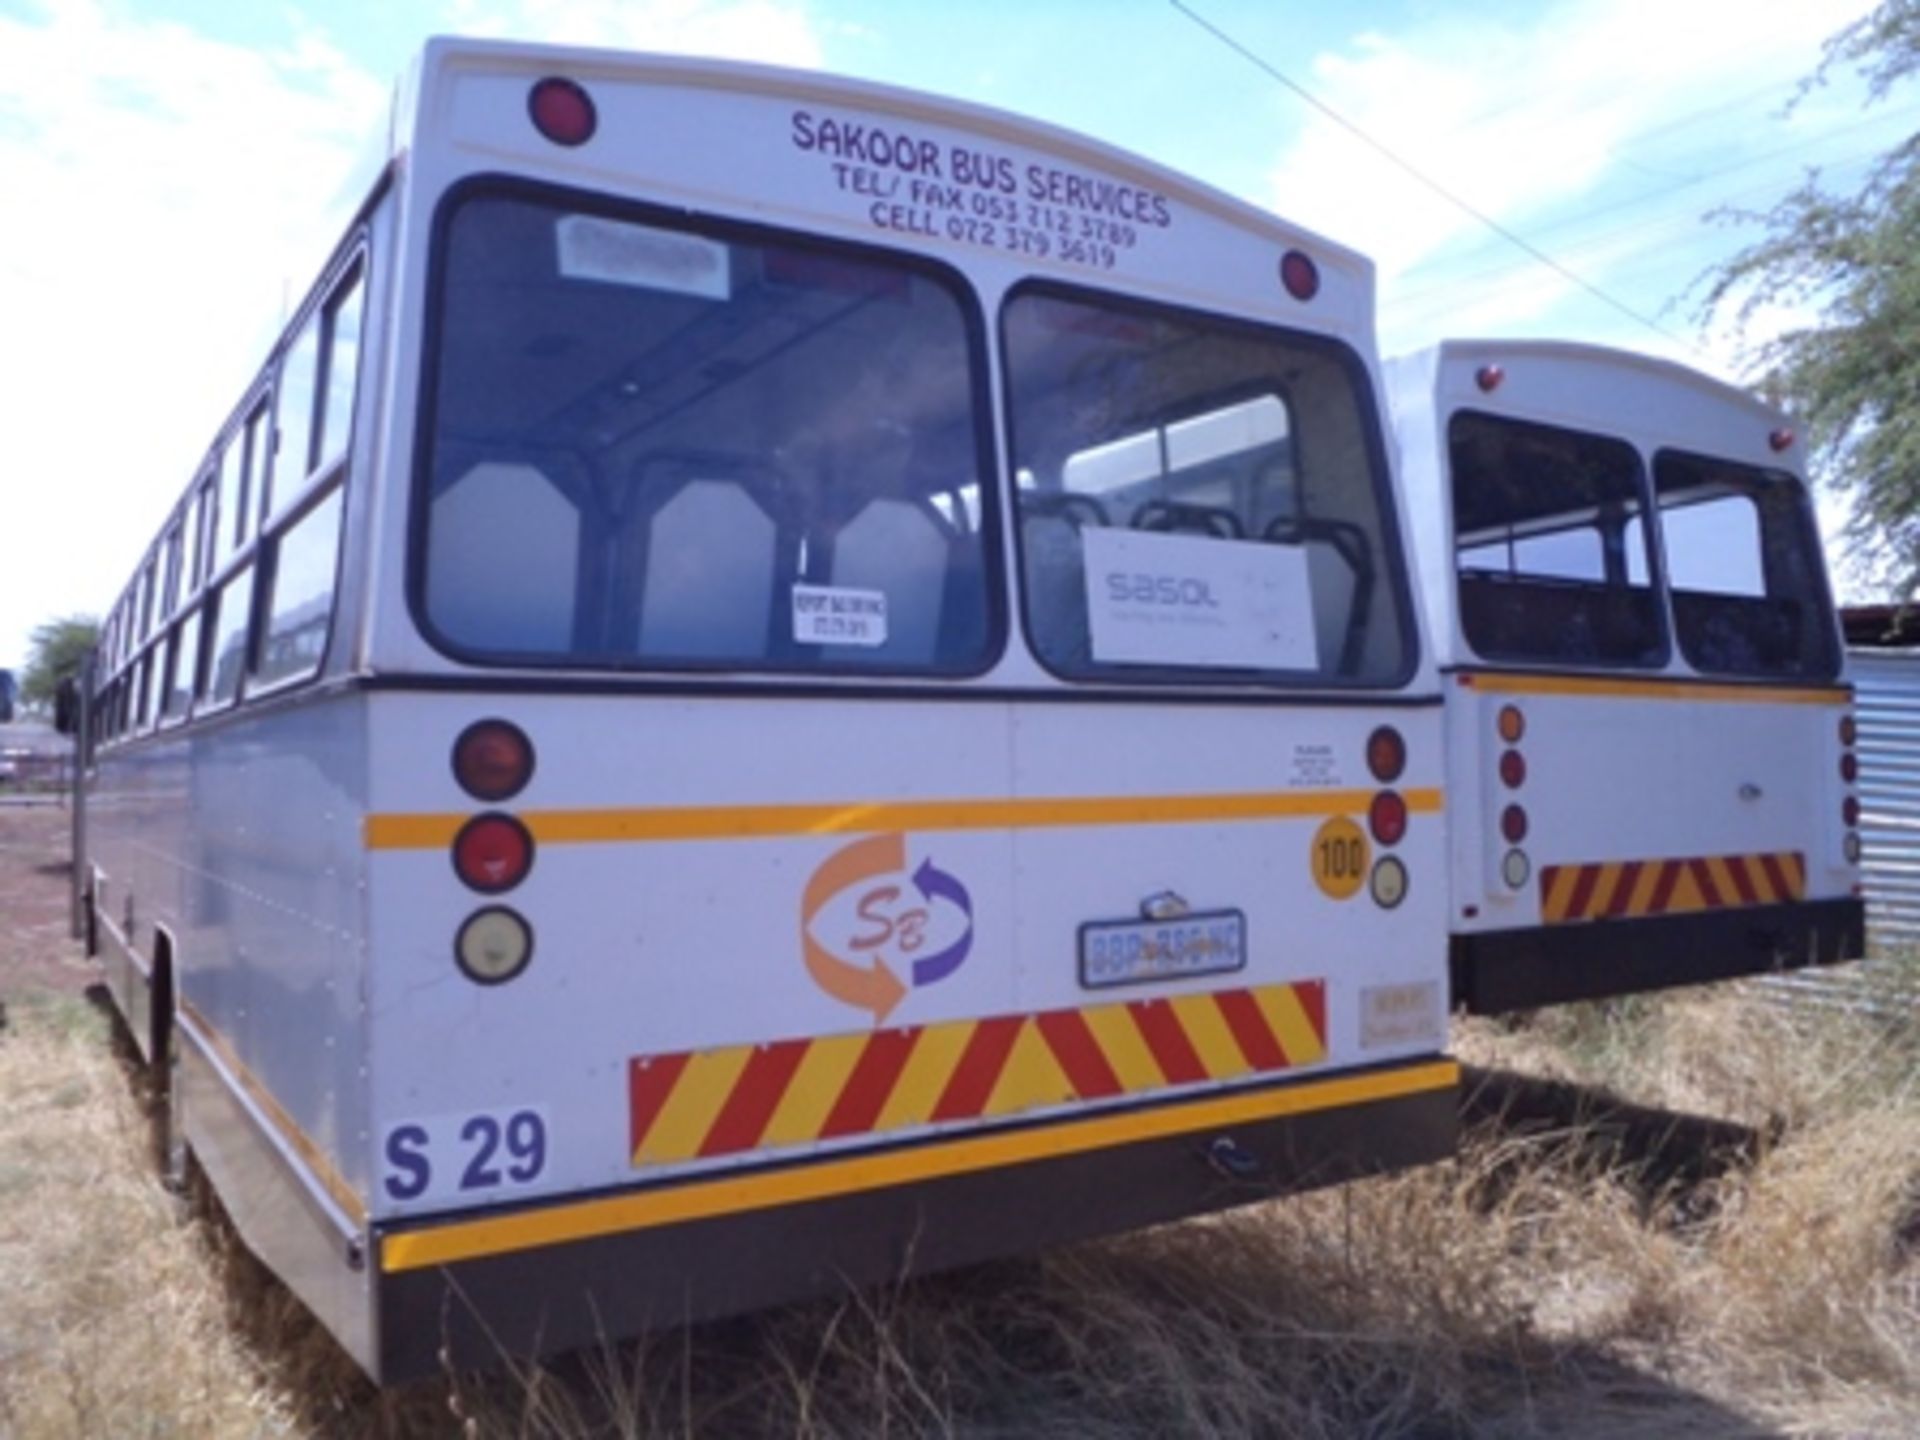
[1450,896,1867,1015]
[369,1057,1457,1382]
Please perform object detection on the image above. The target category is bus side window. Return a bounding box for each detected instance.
[1652,450,1837,679]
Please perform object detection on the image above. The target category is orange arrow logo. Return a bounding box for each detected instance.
[801,833,910,1023]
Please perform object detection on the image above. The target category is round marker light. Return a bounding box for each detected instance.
[1499,749,1527,789]
[1768,427,1795,453]
[1370,856,1408,909]
[452,718,535,802]
[1840,714,1857,746]
[1369,789,1408,846]
[1366,725,1406,783]
[1501,803,1529,844]
[1844,832,1863,865]
[1842,795,1861,828]
[1279,249,1320,301]
[1841,751,1859,783]
[528,77,597,147]
[1502,848,1531,890]
[1497,704,1525,743]
[453,813,535,894]
[1475,364,1505,393]
[456,906,534,986]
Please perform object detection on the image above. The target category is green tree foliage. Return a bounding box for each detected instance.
[1700,0,1920,592]
[21,615,99,708]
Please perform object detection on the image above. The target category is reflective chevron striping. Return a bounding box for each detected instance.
[1539,852,1806,924]
[628,981,1329,1166]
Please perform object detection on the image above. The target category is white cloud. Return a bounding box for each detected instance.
[1266,0,1876,289]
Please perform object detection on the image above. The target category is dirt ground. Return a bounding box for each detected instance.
[0,803,91,1003]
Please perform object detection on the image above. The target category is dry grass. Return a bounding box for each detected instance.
[2,979,1917,1437]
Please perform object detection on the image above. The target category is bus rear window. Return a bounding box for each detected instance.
[1003,286,1411,686]
[417,188,996,676]
[1449,411,1665,668]
[1653,450,1838,679]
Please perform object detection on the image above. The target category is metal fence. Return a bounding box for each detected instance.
[1854,647,1920,947]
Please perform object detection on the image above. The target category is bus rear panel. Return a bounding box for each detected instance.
[1389,341,1864,1014]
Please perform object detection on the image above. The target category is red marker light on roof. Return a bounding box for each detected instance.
[529,77,597,147]
[1768,427,1795,453]
[1279,250,1320,301]
[1476,364,1505,393]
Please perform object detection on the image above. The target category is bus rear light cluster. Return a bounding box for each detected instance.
[451,717,538,983]
[453,813,535,894]
[456,906,535,985]
[1495,705,1529,888]
[1363,725,1408,906]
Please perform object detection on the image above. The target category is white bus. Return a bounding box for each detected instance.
[1387,340,1864,1013]
[75,38,1454,1380]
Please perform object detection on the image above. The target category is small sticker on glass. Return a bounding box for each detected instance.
[793,584,888,647]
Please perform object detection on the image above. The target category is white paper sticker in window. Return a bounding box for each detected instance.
[1082,528,1317,670]
[793,584,888,647]
[555,215,731,300]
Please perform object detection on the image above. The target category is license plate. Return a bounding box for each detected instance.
[1077,910,1247,990]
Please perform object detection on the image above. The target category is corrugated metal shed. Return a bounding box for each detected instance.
[1852,647,1920,946]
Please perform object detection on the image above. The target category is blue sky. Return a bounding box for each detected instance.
[0,0,1906,668]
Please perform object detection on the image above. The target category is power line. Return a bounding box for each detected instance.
[1168,0,1702,353]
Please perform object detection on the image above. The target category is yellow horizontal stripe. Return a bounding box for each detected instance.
[179,999,367,1227]
[1459,671,1849,707]
[366,788,1446,851]
[380,1060,1459,1273]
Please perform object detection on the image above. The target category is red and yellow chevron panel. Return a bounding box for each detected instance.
[1540,851,1806,925]
[628,982,1328,1167]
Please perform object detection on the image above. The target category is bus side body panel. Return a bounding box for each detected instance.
[83,693,377,1369]
[359,690,1450,1377]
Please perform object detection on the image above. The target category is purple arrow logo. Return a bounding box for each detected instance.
[910,857,973,988]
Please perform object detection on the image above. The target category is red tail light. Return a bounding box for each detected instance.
[1499,750,1526,789]
[453,813,535,894]
[1841,752,1859,783]
[1840,714,1857,746]
[453,719,535,802]
[529,77,597,146]
[1501,804,1529,844]
[1366,726,1406,783]
[1369,790,1408,846]
[1496,704,1525,743]
[1842,796,1861,828]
